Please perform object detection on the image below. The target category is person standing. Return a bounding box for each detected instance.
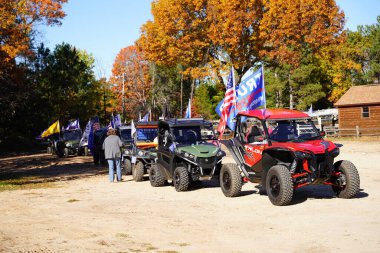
[103,127,123,182]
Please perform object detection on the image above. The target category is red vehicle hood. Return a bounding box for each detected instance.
[270,140,337,154]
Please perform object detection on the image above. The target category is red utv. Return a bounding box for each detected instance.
[221,109,360,206]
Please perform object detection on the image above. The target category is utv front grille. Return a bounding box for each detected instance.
[196,157,216,165]
[314,153,333,178]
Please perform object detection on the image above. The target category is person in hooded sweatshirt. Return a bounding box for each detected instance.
[103,127,123,182]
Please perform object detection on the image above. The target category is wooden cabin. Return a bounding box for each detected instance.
[335,85,380,136]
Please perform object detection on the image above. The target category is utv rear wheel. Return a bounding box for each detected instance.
[84,147,89,156]
[149,164,165,187]
[173,166,190,192]
[220,163,242,197]
[266,165,293,206]
[123,159,132,175]
[132,162,144,182]
[64,148,69,157]
[332,160,360,199]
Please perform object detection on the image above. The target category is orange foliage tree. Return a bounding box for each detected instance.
[259,0,345,108]
[110,45,151,121]
[0,0,67,66]
[137,0,265,83]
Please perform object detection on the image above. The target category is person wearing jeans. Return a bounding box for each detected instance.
[102,127,123,182]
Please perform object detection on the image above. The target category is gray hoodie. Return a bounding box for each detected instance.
[102,135,123,159]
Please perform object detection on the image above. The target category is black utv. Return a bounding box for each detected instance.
[123,122,158,181]
[149,118,225,191]
[55,129,82,157]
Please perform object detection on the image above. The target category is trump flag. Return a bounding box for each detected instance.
[216,66,266,130]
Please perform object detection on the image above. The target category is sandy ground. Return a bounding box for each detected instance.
[0,141,379,253]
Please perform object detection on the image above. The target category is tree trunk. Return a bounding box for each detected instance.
[289,74,294,110]
[190,79,195,101]
[180,73,183,115]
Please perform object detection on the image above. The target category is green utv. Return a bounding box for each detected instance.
[149,118,225,191]
[122,122,158,181]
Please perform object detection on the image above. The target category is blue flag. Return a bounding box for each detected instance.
[65,119,80,130]
[216,66,266,130]
[140,113,149,122]
[185,99,191,118]
[113,114,121,128]
[88,116,99,154]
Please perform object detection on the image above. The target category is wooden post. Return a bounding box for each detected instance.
[356,125,360,138]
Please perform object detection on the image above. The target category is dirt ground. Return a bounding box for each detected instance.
[0,141,379,253]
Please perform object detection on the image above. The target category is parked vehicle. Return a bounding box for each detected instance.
[123,122,158,181]
[118,125,133,175]
[150,118,225,191]
[55,129,82,157]
[221,109,360,206]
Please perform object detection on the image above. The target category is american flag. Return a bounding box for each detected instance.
[217,68,236,137]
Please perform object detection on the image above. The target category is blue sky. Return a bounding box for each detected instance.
[42,0,380,79]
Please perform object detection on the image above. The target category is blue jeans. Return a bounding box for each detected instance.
[107,158,121,182]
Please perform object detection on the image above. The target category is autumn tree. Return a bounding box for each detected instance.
[0,0,67,143]
[138,0,266,83]
[260,0,345,109]
[110,46,151,121]
[0,0,67,66]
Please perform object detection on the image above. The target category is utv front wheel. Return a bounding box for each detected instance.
[220,163,242,197]
[266,165,293,206]
[173,166,190,192]
[132,162,144,182]
[149,164,165,187]
[332,160,360,199]
[123,159,132,175]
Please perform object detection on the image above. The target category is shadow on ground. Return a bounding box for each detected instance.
[0,152,107,184]
[290,185,368,205]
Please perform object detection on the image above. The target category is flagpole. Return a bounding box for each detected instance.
[261,64,266,110]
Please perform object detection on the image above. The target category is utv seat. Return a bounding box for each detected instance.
[247,126,262,143]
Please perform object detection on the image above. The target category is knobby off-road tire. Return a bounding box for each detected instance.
[173,166,190,192]
[332,160,360,199]
[266,165,293,206]
[132,162,144,182]
[64,147,69,157]
[220,163,242,197]
[123,159,132,175]
[149,164,165,187]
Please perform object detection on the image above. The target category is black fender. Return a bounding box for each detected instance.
[260,148,294,189]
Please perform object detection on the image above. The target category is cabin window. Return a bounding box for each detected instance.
[362,106,370,118]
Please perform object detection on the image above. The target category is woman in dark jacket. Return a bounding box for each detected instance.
[102,127,123,182]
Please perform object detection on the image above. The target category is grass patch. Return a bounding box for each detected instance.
[146,246,158,251]
[116,232,130,238]
[67,198,79,203]
[171,242,190,247]
[0,177,55,192]
[128,249,143,253]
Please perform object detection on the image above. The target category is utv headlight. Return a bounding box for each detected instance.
[331,148,340,158]
[294,151,311,159]
[124,150,129,155]
[217,150,226,157]
[66,143,72,147]
[138,150,144,156]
